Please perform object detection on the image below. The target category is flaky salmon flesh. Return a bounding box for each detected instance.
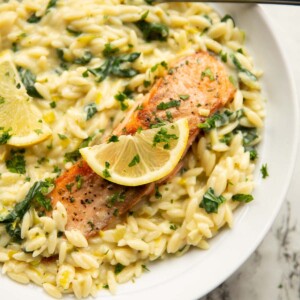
[49,52,235,238]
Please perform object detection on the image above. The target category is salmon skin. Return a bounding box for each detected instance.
[49,52,235,238]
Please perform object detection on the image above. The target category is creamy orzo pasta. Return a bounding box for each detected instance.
[0,0,265,298]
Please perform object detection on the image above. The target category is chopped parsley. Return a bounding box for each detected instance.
[232,194,254,203]
[198,110,232,131]
[58,133,67,140]
[103,168,111,178]
[114,263,125,274]
[128,154,140,167]
[50,101,56,108]
[157,100,180,110]
[201,67,214,81]
[6,149,26,174]
[170,224,177,230]
[87,221,95,231]
[56,48,68,70]
[153,127,178,149]
[179,94,190,101]
[65,182,74,192]
[166,111,173,121]
[200,187,226,214]
[154,185,162,199]
[75,175,83,189]
[107,192,126,208]
[143,80,151,88]
[102,43,119,58]
[27,14,42,23]
[85,103,97,120]
[0,129,11,145]
[37,157,49,165]
[114,92,129,111]
[219,50,227,63]
[140,10,149,21]
[108,135,119,143]
[142,264,150,271]
[52,166,61,174]
[260,164,269,179]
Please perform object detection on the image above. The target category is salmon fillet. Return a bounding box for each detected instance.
[49,52,235,237]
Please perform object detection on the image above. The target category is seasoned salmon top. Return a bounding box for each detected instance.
[49,52,235,237]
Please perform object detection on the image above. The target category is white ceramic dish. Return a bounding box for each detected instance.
[0,3,298,300]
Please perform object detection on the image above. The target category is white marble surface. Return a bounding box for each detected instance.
[201,5,300,300]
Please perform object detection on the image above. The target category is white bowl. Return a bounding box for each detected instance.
[1,4,298,300]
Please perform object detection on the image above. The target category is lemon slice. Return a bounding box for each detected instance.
[80,119,189,186]
[0,51,52,147]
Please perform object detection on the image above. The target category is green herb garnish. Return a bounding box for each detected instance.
[0,180,53,242]
[219,50,227,63]
[153,127,178,149]
[200,187,226,214]
[50,101,56,108]
[157,100,180,110]
[17,67,43,98]
[58,133,67,140]
[74,51,93,65]
[66,27,82,36]
[114,92,129,111]
[103,168,111,178]
[27,14,42,23]
[85,103,97,120]
[108,135,119,143]
[64,136,93,163]
[6,149,26,174]
[128,154,140,167]
[0,130,11,145]
[87,52,140,82]
[114,263,125,274]
[230,54,257,81]
[179,95,190,101]
[198,110,232,131]
[201,67,214,81]
[75,175,83,189]
[221,14,235,26]
[102,43,119,58]
[107,192,126,208]
[135,20,169,42]
[260,163,269,179]
[232,194,254,203]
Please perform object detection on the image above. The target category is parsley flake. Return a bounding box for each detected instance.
[128,154,140,167]
[157,100,180,110]
[108,135,119,143]
[260,164,269,179]
[232,194,254,203]
[200,188,225,214]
